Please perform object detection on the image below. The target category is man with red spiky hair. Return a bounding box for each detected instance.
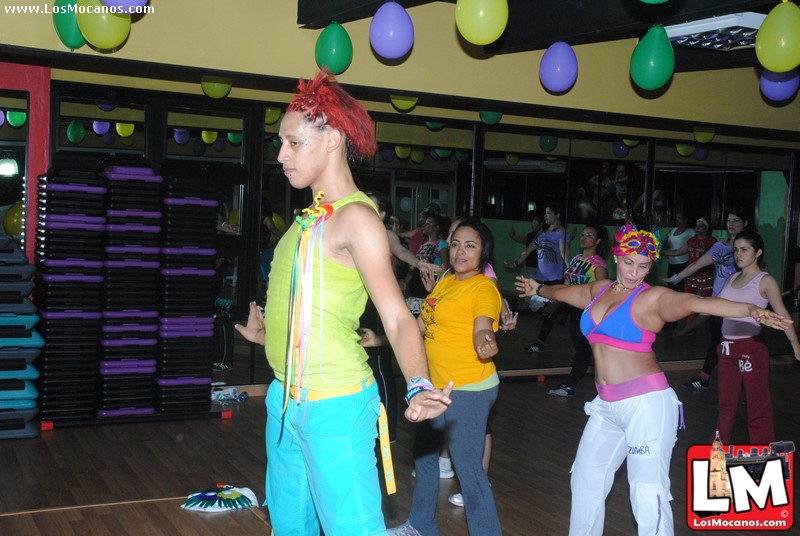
[235,71,453,535]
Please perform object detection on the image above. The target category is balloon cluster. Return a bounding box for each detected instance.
[384,144,460,164]
[53,0,149,52]
[756,1,800,102]
[65,118,137,145]
[317,1,511,73]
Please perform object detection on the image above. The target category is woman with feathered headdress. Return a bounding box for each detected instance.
[515,220,793,536]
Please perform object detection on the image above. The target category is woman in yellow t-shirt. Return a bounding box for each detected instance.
[366,218,502,536]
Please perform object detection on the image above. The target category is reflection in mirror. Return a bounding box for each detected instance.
[166,109,243,162]
[489,134,793,376]
[0,92,28,247]
[58,97,145,154]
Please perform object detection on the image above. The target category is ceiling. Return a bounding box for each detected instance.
[297,0,776,72]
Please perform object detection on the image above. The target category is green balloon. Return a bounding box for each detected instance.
[315,22,353,75]
[479,111,502,125]
[53,0,86,50]
[630,25,675,91]
[426,121,445,131]
[455,149,470,162]
[5,111,27,127]
[66,119,86,144]
[434,148,452,158]
[539,135,558,153]
[227,132,243,145]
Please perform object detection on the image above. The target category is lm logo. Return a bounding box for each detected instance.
[686,438,794,531]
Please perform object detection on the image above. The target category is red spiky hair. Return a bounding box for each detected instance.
[287,70,378,162]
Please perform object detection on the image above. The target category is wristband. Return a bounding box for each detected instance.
[405,377,434,405]
[668,274,681,284]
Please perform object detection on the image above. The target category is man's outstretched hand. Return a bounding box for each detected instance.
[405,381,454,422]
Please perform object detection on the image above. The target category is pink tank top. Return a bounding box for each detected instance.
[719,271,768,339]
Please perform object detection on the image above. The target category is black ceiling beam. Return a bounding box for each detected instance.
[297,0,773,73]
[485,0,774,53]
[297,0,449,29]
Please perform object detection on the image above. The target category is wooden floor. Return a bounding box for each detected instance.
[2,356,799,535]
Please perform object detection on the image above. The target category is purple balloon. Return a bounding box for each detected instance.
[612,141,630,158]
[381,147,395,162]
[693,147,709,161]
[92,121,110,135]
[101,0,149,14]
[539,41,578,93]
[760,68,800,102]
[173,128,189,145]
[95,99,116,112]
[370,1,414,60]
[212,136,227,152]
[102,131,116,145]
[0,111,4,128]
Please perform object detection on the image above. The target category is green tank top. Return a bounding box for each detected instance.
[263,191,376,391]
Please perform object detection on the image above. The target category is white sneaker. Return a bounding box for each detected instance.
[387,521,422,535]
[411,456,455,479]
[448,492,464,507]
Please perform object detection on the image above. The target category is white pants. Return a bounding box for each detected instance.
[569,388,681,536]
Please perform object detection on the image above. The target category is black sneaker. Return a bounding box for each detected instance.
[683,376,709,390]
[547,385,574,397]
[526,341,546,352]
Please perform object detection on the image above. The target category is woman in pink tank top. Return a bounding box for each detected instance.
[715,231,800,444]
[515,221,794,536]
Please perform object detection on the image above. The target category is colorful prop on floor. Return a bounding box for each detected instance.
[181,484,257,512]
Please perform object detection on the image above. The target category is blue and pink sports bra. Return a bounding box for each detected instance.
[580,282,656,352]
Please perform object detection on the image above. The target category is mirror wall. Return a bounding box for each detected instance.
[47,84,796,385]
[0,92,28,244]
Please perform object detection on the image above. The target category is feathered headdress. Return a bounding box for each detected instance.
[612,221,661,261]
[287,70,378,162]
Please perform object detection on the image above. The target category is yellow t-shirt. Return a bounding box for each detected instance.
[420,273,501,389]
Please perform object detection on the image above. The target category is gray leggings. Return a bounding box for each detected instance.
[409,386,501,535]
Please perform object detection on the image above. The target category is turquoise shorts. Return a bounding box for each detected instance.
[264,378,386,535]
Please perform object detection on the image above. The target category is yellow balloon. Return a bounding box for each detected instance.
[390,95,418,112]
[693,127,715,144]
[265,107,281,125]
[755,1,800,73]
[410,148,425,164]
[201,76,232,99]
[76,0,131,50]
[455,0,509,46]
[394,145,411,159]
[505,153,519,166]
[676,143,694,157]
[622,139,640,147]
[3,201,24,236]
[201,130,218,144]
[115,122,134,137]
